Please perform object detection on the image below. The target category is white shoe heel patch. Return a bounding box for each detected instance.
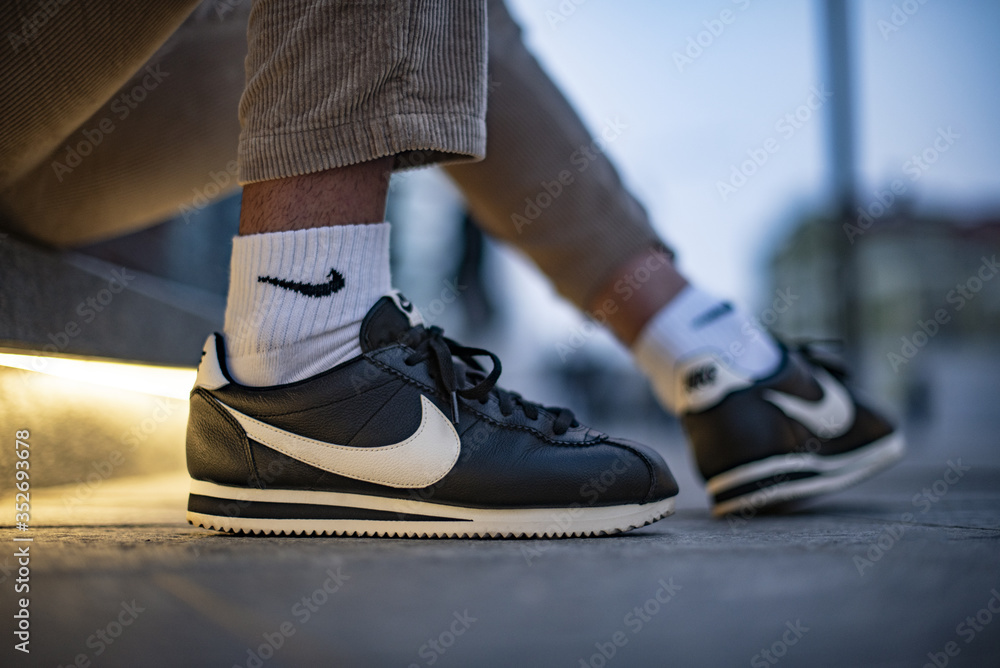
[387,290,424,328]
[674,352,756,413]
[194,334,230,391]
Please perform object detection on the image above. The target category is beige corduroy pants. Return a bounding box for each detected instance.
[0,0,664,308]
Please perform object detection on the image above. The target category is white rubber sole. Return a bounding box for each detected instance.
[707,432,906,517]
[187,479,675,538]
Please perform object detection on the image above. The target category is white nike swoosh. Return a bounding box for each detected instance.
[763,367,856,438]
[217,395,461,488]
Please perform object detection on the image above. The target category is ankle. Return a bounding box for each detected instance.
[239,157,393,235]
[586,246,687,346]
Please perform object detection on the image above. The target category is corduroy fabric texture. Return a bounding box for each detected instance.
[238,0,488,183]
[445,0,665,307]
[0,0,668,311]
[0,2,245,244]
[0,0,201,190]
[0,1,487,242]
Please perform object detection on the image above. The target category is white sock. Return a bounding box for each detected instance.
[633,285,782,414]
[223,223,391,386]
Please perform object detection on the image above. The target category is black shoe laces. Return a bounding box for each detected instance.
[787,338,848,380]
[401,325,578,435]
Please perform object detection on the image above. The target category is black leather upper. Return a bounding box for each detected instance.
[188,296,678,508]
[681,349,895,480]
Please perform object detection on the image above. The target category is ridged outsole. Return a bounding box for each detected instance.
[186,480,676,539]
[185,511,674,539]
[708,432,906,517]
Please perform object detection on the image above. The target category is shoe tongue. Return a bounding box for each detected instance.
[359,291,425,352]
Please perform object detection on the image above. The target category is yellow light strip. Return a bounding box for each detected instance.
[0,352,195,400]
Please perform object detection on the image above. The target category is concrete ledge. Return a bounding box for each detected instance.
[0,233,223,365]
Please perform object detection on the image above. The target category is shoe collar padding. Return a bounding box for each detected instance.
[194,333,231,391]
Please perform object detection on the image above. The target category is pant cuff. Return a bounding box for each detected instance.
[239,112,485,184]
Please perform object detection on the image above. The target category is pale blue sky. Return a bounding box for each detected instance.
[504,0,1000,306]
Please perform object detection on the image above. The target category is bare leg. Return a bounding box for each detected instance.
[445,0,662,311]
[221,0,487,387]
[586,247,688,346]
[239,157,393,235]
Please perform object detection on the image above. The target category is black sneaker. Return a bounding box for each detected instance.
[678,345,905,517]
[186,293,678,537]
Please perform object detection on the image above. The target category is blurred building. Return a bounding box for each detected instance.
[766,202,1000,450]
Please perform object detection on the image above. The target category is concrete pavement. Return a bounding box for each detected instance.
[4,456,999,668]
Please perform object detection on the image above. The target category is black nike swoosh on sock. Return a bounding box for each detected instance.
[691,301,734,328]
[257,268,345,297]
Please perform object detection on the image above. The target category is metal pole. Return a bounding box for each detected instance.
[821,0,860,359]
